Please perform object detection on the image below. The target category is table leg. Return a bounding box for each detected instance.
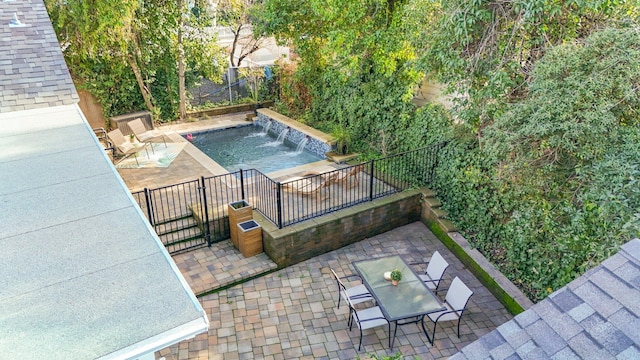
[391,321,398,349]
[419,315,433,345]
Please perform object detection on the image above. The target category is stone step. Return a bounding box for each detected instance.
[432,208,448,219]
[437,218,457,232]
[423,196,442,209]
[421,188,436,198]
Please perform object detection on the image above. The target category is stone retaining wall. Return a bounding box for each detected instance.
[257,190,422,267]
[420,189,534,314]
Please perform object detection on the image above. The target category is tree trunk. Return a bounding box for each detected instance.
[177,0,187,121]
[126,54,156,115]
[229,24,243,67]
[236,42,260,67]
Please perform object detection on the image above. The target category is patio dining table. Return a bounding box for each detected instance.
[353,255,445,348]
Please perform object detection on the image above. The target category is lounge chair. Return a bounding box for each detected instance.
[93,127,114,157]
[280,174,333,200]
[107,128,148,166]
[128,118,166,152]
[330,163,365,187]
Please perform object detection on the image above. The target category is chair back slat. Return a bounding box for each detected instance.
[107,128,126,145]
[128,118,148,135]
[341,288,359,320]
[426,251,449,282]
[446,277,473,315]
[330,268,349,293]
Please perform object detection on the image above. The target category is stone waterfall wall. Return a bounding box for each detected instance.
[256,109,332,158]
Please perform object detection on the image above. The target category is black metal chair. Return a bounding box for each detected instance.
[410,250,450,294]
[423,276,474,345]
[343,288,389,351]
[330,268,372,310]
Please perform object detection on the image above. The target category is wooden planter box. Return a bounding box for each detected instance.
[237,220,263,257]
[228,200,252,249]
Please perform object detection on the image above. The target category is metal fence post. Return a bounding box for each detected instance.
[239,169,245,200]
[200,176,212,247]
[143,188,154,225]
[369,160,375,201]
[276,182,283,229]
[430,141,446,183]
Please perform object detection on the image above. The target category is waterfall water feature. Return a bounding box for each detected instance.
[294,136,309,154]
[261,120,272,135]
[276,128,289,144]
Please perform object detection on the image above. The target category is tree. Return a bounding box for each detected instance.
[217,0,265,67]
[46,0,226,121]
[46,0,162,114]
[438,27,640,300]
[422,0,639,135]
[255,0,438,155]
[484,27,640,198]
[178,0,187,121]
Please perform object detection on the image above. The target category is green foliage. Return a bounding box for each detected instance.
[390,269,402,281]
[433,141,509,256]
[421,0,638,131]
[434,28,640,301]
[238,66,265,103]
[45,0,225,121]
[256,0,437,157]
[360,352,405,360]
[74,59,146,118]
[390,103,453,153]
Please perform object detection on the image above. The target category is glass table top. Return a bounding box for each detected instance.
[353,255,444,321]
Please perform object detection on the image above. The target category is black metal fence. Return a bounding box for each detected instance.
[132,143,445,254]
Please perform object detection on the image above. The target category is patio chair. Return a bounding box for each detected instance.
[330,268,373,309]
[329,163,365,187]
[93,127,114,157]
[410,250,450,293]
[299,165,339,182]
[423,276,473,345]
[128,118,166,152]
[343,288,389,351]
[107,128,148,166]
[280,175,333,201]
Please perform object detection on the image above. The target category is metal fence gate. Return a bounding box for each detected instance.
[132,178,212,254]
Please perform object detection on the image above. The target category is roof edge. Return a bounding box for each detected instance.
[96,317,210,360]
[620,238,640,263]
[75,104,211,358]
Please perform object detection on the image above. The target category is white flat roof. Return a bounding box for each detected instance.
[0,105,209,359]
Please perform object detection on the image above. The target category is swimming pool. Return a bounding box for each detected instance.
[187,125,323,174]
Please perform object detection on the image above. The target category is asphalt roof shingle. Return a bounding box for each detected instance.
[452,238,640,360]
[0,0,78,112]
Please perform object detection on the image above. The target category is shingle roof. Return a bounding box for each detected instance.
[451,238,640,360]
[0,0,78,112]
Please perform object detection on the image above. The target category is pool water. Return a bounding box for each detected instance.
[187,125,323,174]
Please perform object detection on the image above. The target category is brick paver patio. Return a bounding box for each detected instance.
[157,221,513,359]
